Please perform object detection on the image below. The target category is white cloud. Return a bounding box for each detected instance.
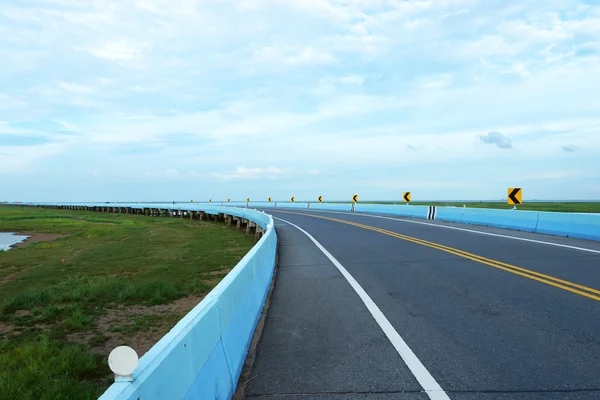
[340,76,365,85]
[0,94,27,109]
[251,45,336,66]
[403,19,428,30]
[52,119,79,131]
[59,81,93,94]
[152,169,181,177]
[415,74,454,90]
[210,166,284,181]
[286,48,336,65]
[519,171,582,180]
[88,42,146,64]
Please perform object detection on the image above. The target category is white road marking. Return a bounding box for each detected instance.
[265,208,600,255]
[273,216,451,400]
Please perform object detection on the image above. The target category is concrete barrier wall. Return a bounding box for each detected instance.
[309,203,354,212]
[243,202,354,212]
[427,207,599,240]
[434,206,464,223]
[228,200,599,242]
[237,200,599,242]
[459,208,540,233]
[354,204,430,218]
[536,211,600,241]
[21,202,277,400]
[239,202,352,211]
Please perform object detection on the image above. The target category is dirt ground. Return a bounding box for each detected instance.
[68,295,205,358]
[9,232,65,249]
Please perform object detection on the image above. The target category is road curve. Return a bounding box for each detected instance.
[243,209,600,400]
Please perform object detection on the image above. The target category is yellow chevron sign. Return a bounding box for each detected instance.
[318,196,323,202]
[268,197,272,202]
[508,188,522,205]
[403,192,411,202]
[227,198,230,202]
[246,198,250,202]
[209,199,212,203]
[290,197,295,202]
[352,194,359,203]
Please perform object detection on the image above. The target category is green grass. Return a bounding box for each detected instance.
[0,206,255,399]
[322,201,600,213]
[0,335,105,400]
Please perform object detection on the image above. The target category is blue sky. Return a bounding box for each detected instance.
[1,0,599,202]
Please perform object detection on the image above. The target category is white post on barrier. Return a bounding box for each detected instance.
[108,346,138,383]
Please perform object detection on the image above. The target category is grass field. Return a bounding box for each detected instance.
[0,206,255,399]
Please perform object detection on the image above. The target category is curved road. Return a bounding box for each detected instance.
[242,208,600,400]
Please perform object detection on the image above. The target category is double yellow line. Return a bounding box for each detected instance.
[274,210,600,302]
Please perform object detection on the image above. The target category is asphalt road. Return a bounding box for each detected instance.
[243,209,600,400]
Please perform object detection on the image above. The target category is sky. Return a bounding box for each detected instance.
[1,0,600,202]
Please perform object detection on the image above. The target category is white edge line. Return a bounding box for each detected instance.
[273,215,451,400]
[263,208,600,255]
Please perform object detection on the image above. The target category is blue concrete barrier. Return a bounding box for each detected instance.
[21,202,277,400]
[433,207,464,223]
[277,202,310,209]
[228,200,599,243]
[460,208,540,232]
[354,204,430,218]
[536,211,600,241]
[249,202,353,212]
[309,203,354,212]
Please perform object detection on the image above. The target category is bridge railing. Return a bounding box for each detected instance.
[235,201,600,242]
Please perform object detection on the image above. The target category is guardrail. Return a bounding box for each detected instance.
[228,202,600,242]
[13,202,277,400]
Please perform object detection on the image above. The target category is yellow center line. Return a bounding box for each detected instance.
[272,210,600,302]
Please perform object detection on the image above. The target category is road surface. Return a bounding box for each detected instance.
[242,209,600,400]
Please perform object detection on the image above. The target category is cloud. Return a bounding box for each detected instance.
[52,119,79,131]
[562,144,578,152]
[406,144,420,151]
[59,81,93,94]
[147,169,181,178]
[88,42,146,66]
[210,166,284,181]
[520,171,580,180]
[479,132,513,149]
[338,76,365,85]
